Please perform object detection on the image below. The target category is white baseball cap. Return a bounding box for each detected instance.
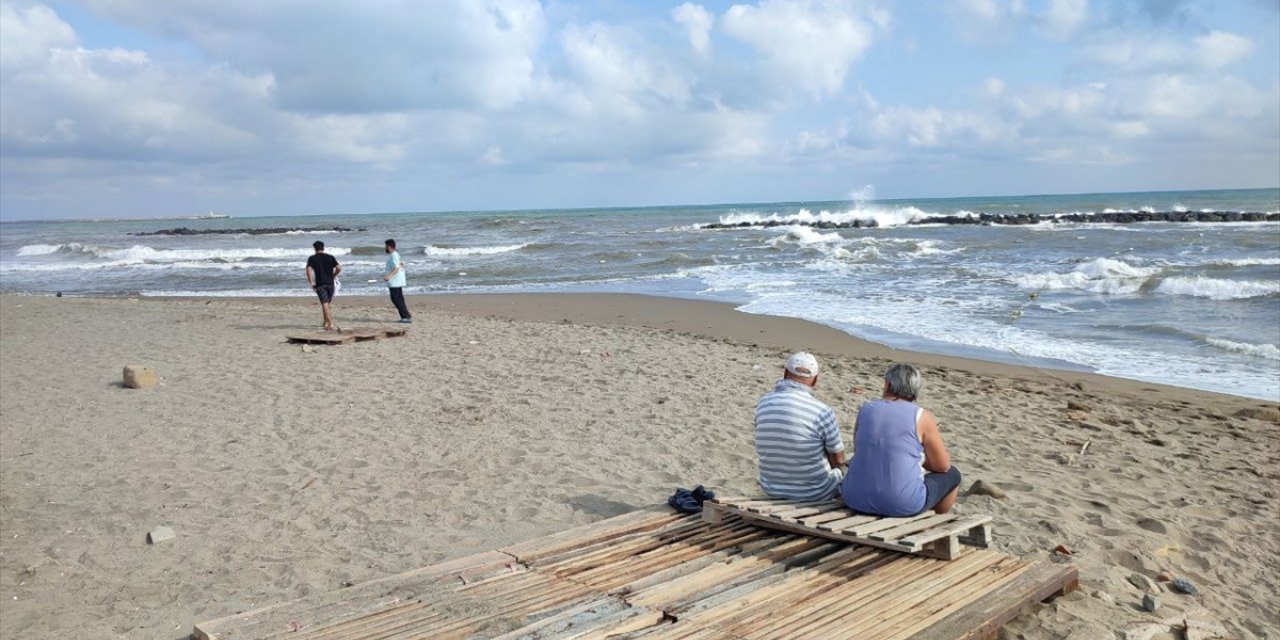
[785,352,819,378]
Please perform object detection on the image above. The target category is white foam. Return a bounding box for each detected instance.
[1208,257,1280,267]
[907,240,961,257]
[717,205,949,229]
[1205,337,1280,360]
[1155,276,1280,300]
[423,243,527,257]
[16,243,67,256]
[12,243,349,262]
[1016,258,1160,295]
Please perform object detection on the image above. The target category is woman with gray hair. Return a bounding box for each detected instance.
[840,363,962,516]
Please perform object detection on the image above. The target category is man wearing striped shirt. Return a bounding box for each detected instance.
[754,352,846,500]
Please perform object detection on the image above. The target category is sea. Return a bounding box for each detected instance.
[2,188,1278,400]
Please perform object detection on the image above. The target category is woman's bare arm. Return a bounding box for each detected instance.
[918,410,951,473]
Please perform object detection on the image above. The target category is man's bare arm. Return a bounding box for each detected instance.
[306,265,315,288]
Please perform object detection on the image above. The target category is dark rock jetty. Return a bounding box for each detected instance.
[131,225,364,236]
[702,210,1279,230]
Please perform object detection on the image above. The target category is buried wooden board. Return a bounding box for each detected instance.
[192,505,1075,640]
[706,497,992,560]
[285,327,408,345]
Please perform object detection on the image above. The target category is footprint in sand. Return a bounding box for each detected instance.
[1136,517,1167,534]
[424,468,466,482]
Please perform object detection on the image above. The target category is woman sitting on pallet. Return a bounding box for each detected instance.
[842,363,962,516]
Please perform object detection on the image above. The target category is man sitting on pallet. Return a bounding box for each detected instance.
[842,363,962,516]
[754,352,846,501]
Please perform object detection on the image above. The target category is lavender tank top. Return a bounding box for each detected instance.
[841,399,927,517]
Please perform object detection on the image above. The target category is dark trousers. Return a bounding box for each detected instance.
[388,287,411,319]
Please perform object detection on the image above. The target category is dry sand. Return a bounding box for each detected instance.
[0,293,1276,639]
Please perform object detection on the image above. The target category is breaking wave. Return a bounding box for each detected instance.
[14,243,349,262]
[1155,276,1280,300]
[1204,337,1280,360]
[423,244,527,257]
[1016,258,1161,295]
[716,205,943,229]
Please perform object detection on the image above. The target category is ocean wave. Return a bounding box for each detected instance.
[423,243,527,257]
[1204,337,1280,360]
[906,240,962,257]
[1016,258,1161,295]
[13,243,349,262]
[1155,276,1280,300]
[1206,257,1280,267]
[16,243,69,256]
[0,258,387,273]
[717,205,943,229]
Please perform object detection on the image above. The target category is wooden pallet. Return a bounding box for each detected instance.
[192,505,1077,640]
[703,496,992,560]
[285,327,408,345]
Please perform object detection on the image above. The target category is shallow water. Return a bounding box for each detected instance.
[3,188,1277,399]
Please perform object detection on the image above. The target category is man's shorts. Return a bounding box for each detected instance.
[922,466,962,511]
[314,284,334,303]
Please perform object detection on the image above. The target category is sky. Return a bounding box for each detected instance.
[0,0,1277,220]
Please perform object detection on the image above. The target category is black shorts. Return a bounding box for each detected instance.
[922,466,962,511]
[314,284,334,303]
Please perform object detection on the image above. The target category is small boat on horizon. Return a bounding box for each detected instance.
[193,211,231,219]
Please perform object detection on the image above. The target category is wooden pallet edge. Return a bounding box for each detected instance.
[898,516,994,548]
[192,549,513,640]
[501,505,687,564]
[907,560,1080,640]
[729,510,922,555]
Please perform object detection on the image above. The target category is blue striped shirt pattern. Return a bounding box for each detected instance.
[754,379,845,500]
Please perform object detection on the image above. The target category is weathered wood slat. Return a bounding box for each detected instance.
[899,516,995,547]
[285,327,408,345]
[868,512,961,541]
[194,504,1073,640]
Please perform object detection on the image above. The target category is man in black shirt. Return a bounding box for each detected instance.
[305,240,342,331]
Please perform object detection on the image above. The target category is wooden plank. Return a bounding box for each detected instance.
[815,513,880,532]
[499,506,685,564]
[286,333,355,345]
[839,510,941,537]
[899,516,994,548]
[768,502,848,521]
[193,550,512,640]
[876,559,1032,640]
[196,504,1045,640]
[795,510,855,527]
[908,561,1079,640]
[732,512,919,554]
[868,512,960,542]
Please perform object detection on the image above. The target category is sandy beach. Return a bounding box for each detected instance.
[0,292,1277,639]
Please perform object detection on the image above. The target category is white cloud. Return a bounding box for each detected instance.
[1079,29,1255,74]
[721,0,880,98]
[0,2,76,70]
[81,0,548,112]
[672,3,714,55]
[1194,30,1254,68]
[1039,0,1089,39]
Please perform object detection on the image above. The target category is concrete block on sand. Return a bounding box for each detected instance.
[147,526,175,544]
[123,365,157,389]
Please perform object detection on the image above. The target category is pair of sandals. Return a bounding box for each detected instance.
[667,485,716,513]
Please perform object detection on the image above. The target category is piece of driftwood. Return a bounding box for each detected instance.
[285,327,408,345]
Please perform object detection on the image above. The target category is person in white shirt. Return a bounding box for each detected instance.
[382,239,411,323]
